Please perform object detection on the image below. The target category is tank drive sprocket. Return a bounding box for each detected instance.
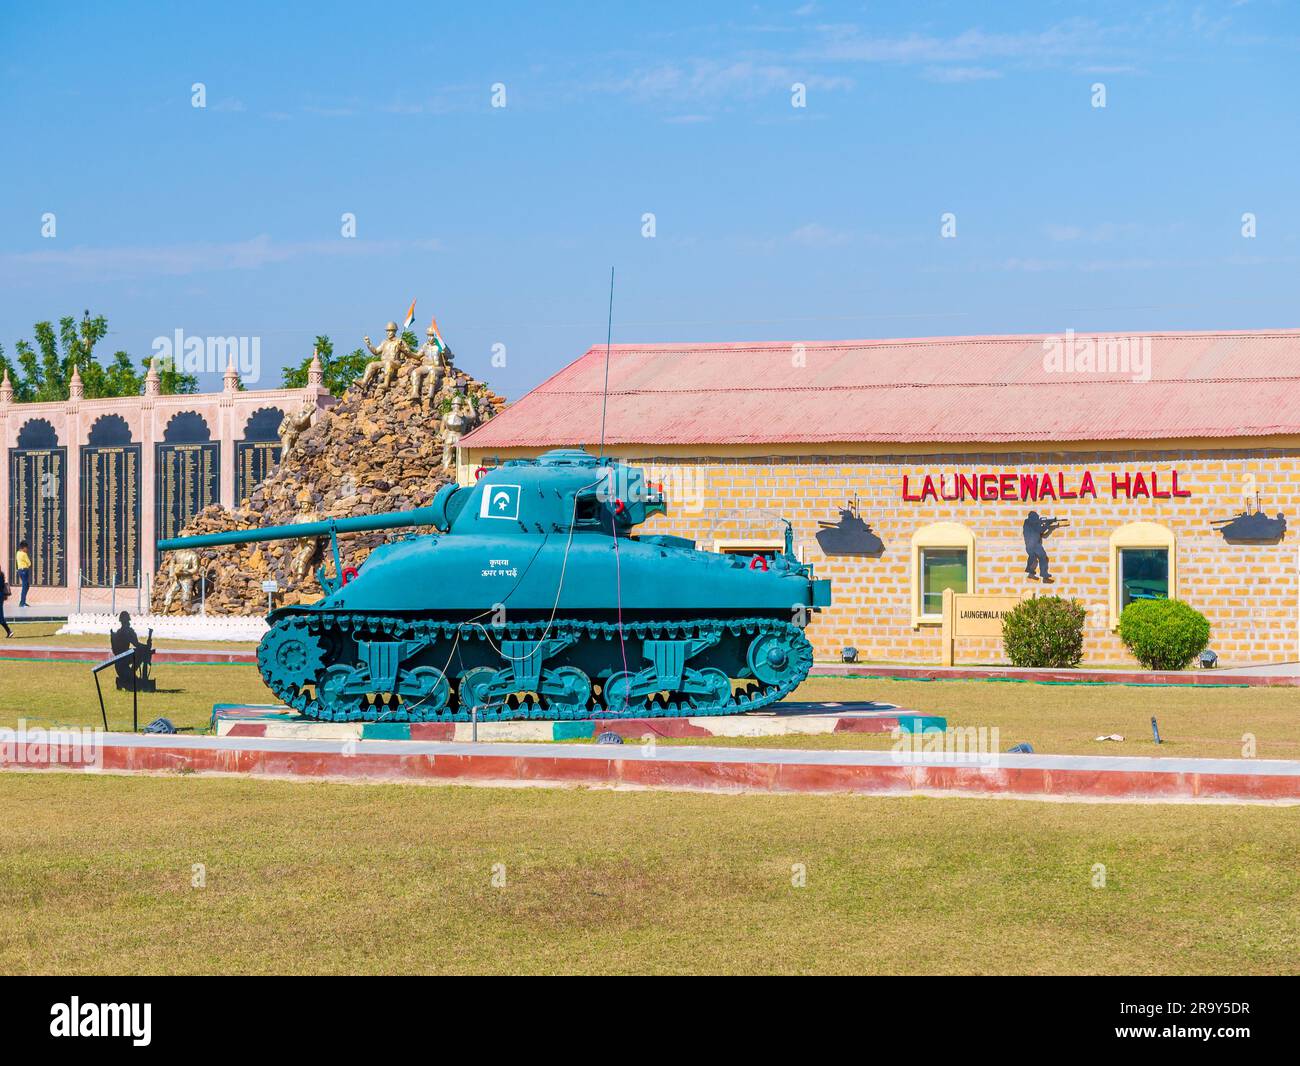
[257,617,327,692]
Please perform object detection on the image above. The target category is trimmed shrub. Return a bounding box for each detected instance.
[1001,595,1087,668]
[1118,598,1210,671]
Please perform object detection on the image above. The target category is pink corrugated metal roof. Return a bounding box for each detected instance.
[460,331,1300,447]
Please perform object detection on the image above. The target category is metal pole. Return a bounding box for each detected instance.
[201,573,206,616]
[76,569,83,614]
[110,571,117,615]
[94,672,108,730]
[472,704,478,742]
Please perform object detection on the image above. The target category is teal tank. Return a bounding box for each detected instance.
[158,449,832,721]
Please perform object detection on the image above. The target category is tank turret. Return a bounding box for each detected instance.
[158,449,831,722]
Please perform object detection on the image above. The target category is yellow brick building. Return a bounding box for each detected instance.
[461,333,1300,667]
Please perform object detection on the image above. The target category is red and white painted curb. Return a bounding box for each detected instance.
[4,731,1298,804]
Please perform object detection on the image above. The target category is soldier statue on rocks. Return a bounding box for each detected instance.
[359,321,414,392]
[278,403,316,458]
[288,500,323,583]
[162,548,203,611]
[410,323,453,407]
[441,387,478,470]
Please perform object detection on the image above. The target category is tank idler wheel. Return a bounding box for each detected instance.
[541,667,592,715]
[459,666,503,716]
[398,666,450,716]
[318,664,366,719]
[686,667,732,710]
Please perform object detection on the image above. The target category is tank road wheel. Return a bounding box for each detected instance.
[687,667,733,710]
[602,671,642,714]
[318,664,366,720]
[540,667,592,717]
[747,631,802,688]
[459,666,503,716]
[397,667,450,718]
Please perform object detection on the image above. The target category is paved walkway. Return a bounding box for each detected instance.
[1216,661,1300,677]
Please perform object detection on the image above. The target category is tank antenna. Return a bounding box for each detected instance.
[598,266,614,458]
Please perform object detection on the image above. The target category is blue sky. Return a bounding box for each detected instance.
[1,1,1297,397]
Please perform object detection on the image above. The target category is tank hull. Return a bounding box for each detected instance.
[290,532,829,616]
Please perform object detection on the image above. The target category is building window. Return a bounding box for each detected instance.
[920,548,968,616]
[1108,522,1176,628]
[1119,548,1169,607]
[910,522,976,627]
[714,539,787,563]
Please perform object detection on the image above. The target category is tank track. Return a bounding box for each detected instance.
[258,611,814,722]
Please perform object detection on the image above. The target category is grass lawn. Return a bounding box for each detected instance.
[0,771,1295,975]
[0,656,1297,759]
[0,660,270,733]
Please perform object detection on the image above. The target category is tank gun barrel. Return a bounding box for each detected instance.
[157,506,442,552]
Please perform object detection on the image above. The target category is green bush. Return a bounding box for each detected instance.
[1001,595,1087,668]
[1118,599,1210,671]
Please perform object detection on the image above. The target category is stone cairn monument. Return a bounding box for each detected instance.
[152,321,505,615]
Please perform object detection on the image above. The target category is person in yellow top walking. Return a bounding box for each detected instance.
[15,541,31,608]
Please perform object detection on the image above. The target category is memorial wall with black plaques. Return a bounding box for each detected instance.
[80,414,141,588]
[155,411,219,567]
[8,418,67,586]
[236,406,284,504]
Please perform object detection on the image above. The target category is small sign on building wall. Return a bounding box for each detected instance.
[940,587,1030,666]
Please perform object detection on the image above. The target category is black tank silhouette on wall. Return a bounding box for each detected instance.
[816,508,885,556]
[1213,511,1288,543]
[1023,511,1067,583]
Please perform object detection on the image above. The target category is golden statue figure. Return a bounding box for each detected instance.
[278,403,316,458]
[410,324,452,406]
[441,389,478,469]
[163,548,202,611]
[359,321,414,392]
[288,501,323,583]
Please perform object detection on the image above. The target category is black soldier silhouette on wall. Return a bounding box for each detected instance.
[1023,511,1066,583]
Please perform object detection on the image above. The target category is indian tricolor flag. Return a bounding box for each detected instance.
[402,298,417,330]
[428,315,447,354]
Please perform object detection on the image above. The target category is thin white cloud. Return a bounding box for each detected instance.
[811,20,1114,65]
[923,65,1003,83]
[790,223,851,248]
[605,59,852,103]
[0,235,442,281]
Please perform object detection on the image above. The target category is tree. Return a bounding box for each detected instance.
[281,330,421,395]
[4,312,198,401]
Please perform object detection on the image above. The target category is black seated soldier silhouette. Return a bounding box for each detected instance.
[1023,511,1064,583]
[110,611,156,692]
